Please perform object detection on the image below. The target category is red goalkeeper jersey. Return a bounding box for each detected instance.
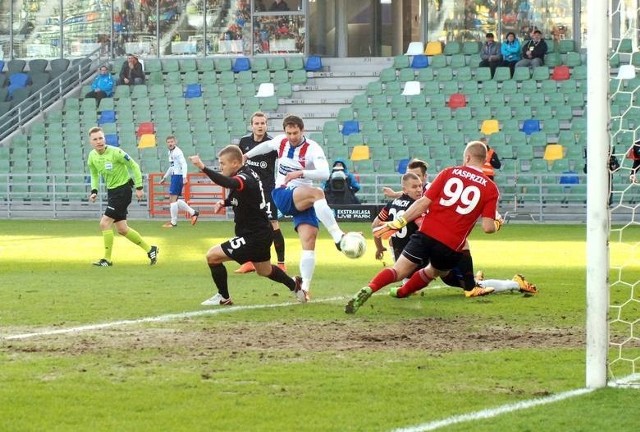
[420,165,499,251]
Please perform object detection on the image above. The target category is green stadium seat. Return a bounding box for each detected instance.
[392,55,410,69]
[180,58,197,72]
[290,69,307,84]
[251,57,268,72]
[196,58,215,72]
[215,58,233,71]
[287,57,304,71]
[532,66,550,81]
[475,67,492,82]
[565,52,582,67]
[493,67,512,81]
[512,67,531,81]
[443,41,461,55]
[268,57,286,71]
[429,55,447,69]
[144,59,161,73]
[462,41,481,55]
[416,68,435,81]
[449,54,466,69]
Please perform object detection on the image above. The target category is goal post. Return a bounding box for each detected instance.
[585,0,609,389]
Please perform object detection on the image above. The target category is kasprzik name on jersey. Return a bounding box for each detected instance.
[452,168,488,186]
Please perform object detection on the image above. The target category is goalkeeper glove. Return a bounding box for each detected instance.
[373,217,408,240]
[494,217,504,232]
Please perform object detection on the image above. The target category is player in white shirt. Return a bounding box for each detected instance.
[244,115,352,298]
[160,135,199,227]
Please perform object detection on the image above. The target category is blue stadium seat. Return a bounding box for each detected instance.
[521,119,541,135]
[341,120,360,136]
[305,56,323,72]
[232,57,251,72]
[184,83,202,98]
[411,55,429,69]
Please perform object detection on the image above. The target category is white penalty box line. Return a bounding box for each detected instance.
[3,296,346,341]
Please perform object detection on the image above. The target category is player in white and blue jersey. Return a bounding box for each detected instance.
[243,115,354,298]
[160,135,199,227]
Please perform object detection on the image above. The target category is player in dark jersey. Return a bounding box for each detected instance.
[346,140,501,313]
[188,146,306,306]
[235,112,287,274]
[372,172,423,263]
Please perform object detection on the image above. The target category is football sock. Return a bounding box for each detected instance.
[300,249,315,291]
[209,263,230,299]
[170,202,179,225]
[457,250,477,291]
[102,229,114,261]
[397,269,433,297]
[177,199,195,215]
[124,228,150,252]
[272,228,285,263]
[369,268,397,292]
[478,279,519,293]
[313,198,344,243]
[267,265,296,290]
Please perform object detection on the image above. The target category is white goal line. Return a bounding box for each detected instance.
[391,388,594,432]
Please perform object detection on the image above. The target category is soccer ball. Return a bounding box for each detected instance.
[340,232,367,259]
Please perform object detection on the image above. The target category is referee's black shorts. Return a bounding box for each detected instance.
[105,183,132,222]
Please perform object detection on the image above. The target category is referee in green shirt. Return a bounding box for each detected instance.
[87,126,158,266]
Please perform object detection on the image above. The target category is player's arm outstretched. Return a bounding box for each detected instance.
[189,155,243,189]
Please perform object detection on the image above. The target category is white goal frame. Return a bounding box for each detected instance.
[585,0,609,388]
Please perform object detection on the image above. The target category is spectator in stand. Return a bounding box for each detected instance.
[85,65,114,108]
[516,29,548,70]
[500,32,521,77]
[479,33,502,78]
[118,54,145,85]
[480,137,501,181]
[269,0,290,11]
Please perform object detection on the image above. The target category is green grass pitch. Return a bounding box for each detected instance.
[0,220,637,431]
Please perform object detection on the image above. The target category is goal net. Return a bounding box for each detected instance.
[603,1,640,388]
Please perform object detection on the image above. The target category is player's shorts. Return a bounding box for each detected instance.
[221,230,273,264]
[105,182,132,222]
[168,175,184,196]
[401,232,463,272]
[272,187,319,229]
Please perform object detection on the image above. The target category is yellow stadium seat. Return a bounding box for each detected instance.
[543,144,564,162]
[138,134,157,149]
[350,145,370,161]
[424,41,443,56]
[480,119,500,136]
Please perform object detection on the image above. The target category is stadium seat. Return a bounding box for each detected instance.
[232,57,251,72]
[462,41,481,55]
[521,119,541,135]
[481,119,500,135]
[392,55,410,69]
[184,83,202,98]
[255,82,275,97]
[98,110,116,124]
[429,55,447,69]
[424,41,443,56]
[341,120,360,136]
[405,41,424,55]
[105,134,119,147]
[350,145,370,161]
[305,56,323,72]
[286,57,304,71]
[410,54,429,69]
[616,64,636,80]
[447,93,466,109]
[401,80,421,96]
[7,72,29,96]
[137,122,155,137]
[138,133,156,149]
[443,41,461,55]
[551,65,571,81]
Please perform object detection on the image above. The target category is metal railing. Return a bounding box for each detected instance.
[0,172,608,222]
